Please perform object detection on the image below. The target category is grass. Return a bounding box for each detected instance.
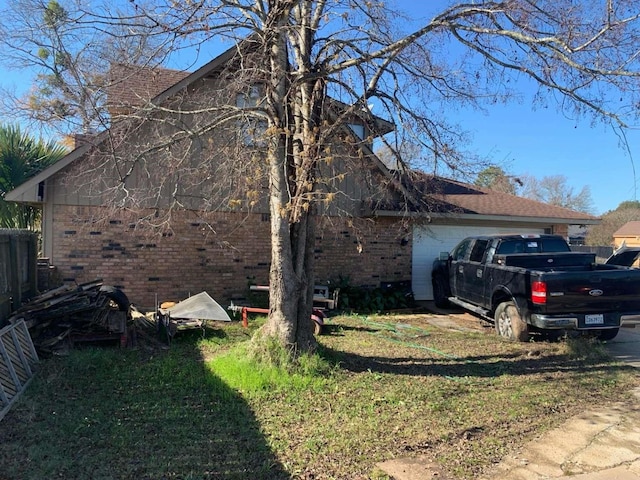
[0,312,638,480]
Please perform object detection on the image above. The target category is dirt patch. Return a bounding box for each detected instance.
[375,305,492,335]
[376,456,454,479]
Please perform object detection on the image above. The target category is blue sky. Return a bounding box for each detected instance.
[393,0,640,216]
[1,0,637,216]
[448,99,638,215]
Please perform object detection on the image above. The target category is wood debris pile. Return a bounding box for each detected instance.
[6,281,130,355]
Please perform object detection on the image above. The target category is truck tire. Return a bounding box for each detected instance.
[99,285,130,312]
[596,328,619,341]
[432,276,449,308]
[494,301,529,342]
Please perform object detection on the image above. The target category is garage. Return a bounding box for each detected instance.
[411,225,546,301]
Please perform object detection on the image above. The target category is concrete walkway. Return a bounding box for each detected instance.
[377,325,640,480]
[480,386,640,480]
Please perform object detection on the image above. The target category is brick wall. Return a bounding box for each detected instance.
[552,224,569,238]
[51,205,411,308]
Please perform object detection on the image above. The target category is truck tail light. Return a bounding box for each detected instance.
[532,281,547,305]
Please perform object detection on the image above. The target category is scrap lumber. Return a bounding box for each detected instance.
[6,281,130,355]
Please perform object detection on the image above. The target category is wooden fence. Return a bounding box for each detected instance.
[0,229,38,326]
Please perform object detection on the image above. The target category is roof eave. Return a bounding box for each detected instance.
[5,143,92,203]
[373,210,601,225]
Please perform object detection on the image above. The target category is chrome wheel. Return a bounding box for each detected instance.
[494,301,529,342]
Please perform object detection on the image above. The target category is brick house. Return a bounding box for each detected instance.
[6,43,599,308]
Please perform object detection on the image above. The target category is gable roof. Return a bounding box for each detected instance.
[7,37,397,204]
[4,41,599,228]
[613,221,640,237]
[387,174,599,224]
[5,40,253,204]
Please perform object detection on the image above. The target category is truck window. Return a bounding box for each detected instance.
[451,239,471,261]
[541,238,571,252]
[469,239,489,262]
[496,237,570,254]
[496,241,522,254]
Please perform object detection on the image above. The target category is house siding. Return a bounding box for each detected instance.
[50,205,411,308]
[613,234,640,249]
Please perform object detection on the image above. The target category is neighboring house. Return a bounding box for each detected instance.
[6,44,599,308]
[613,221,640,249]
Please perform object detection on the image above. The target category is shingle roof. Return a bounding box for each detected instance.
[613,221,640,236]
[404,174,597,222]
[106,64,190,114]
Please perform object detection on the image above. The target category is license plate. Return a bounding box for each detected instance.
[585,314,604,325]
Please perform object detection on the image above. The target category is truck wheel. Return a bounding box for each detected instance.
[99,285,130,312]
[494,301,529,342]
[432,276,449,308]
[596,328,619,341]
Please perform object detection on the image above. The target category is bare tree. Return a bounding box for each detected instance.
[586,200,640,245]
[520,174,595,214]
[4,0,640,352]
[0,0,169,136]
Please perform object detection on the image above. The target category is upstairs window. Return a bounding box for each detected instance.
[236,84,264,108]
[236,84,267,146]
[348,123,365,140]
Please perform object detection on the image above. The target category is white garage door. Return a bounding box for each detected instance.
[412,225,546,301]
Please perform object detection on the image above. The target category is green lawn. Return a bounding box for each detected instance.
[1,313,637,479]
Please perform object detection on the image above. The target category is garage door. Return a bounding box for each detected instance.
[412,225,546,301]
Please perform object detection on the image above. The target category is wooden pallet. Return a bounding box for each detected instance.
[0,320,39,421]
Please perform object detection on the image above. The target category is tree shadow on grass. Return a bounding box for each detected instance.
[319,343,636,379]
[0,336,288,480]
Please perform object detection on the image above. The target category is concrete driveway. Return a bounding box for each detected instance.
[377,311,640,480]
[606,326,640,367]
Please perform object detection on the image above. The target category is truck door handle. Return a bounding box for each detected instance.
[476,269,483,278]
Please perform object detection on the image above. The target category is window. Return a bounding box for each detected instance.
[236,84,267,146]
[496,241,521,254]
[452,239,471,261]
[541,238,571,252]
[238,119,268,147]
[236,84,264,108]
[348,123,365,140]
[469,239,489,263]
[497,238,571,254]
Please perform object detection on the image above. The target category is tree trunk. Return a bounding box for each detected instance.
[262,200,316,351]
[259,22,317,352]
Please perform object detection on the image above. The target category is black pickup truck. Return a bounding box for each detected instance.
[431,234,640,341]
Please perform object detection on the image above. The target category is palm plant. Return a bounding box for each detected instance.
[0,125,67,229]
